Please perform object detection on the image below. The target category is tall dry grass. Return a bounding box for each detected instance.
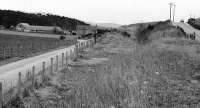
[16,32,200,108]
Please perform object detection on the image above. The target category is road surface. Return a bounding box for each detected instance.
[0,39,91,93]
[173,22,200,40]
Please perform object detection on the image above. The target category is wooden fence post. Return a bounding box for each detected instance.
[77,43,79,51]
[86,41,88,48]
[75,44,78,58]
[93,38,95,45]
[42,61,46,82]
[89,40,91,47]
[10,47,13,57]
[91,39,93,47]
[81,43,83,50]
[28,70,31,81]
[66,51,68,67]
[0,82,3,108]
[70,49,73,61]
[90,40,92,47]
[79,43,81,51]
[74,47,77,59]
[8,47,10,58]
[3,47,6,60]
[50,58,53,75]
[62,53,64,68]
[56,55,59,71]
[88,40,90,48]
[32,66,35,87]
[26,71,29,81]
[17,72,22,97]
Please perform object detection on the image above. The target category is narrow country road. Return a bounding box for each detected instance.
[173,22,200,40]
[0,39,88,93]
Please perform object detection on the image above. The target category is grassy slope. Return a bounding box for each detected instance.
[12,22,200,108]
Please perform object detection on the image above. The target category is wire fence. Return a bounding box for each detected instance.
[0,38,95,107]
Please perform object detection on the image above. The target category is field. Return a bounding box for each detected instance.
[0,32,76,64]
[6,21,200,108]
[0,30,63,39]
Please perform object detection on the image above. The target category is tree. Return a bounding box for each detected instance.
[0,9,89,29]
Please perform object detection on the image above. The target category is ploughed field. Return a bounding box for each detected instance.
[0,33,76,62]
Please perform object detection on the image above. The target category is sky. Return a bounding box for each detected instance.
[0,0,200,25]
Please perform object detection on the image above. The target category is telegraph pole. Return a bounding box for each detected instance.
[169,2,173,21]
[94,24,97,44]
[173,4,176,22]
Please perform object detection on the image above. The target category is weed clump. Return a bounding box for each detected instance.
[9,96,25,108]
[121,31,131,37]
[135,24,153,44]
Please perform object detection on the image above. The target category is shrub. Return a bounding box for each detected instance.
[60,35,66,40]
[72,32,76,35]
[147,25,154,31]
[135,24,150,44]
[121,31,131,37]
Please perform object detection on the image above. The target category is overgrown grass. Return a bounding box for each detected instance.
[16,30,200,108]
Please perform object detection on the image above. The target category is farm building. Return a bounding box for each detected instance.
[16,23,30,32]
[16,23,63,34]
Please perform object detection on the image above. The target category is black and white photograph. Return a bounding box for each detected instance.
[0,0,200,107]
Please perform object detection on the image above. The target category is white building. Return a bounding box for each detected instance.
[16,23,63,34]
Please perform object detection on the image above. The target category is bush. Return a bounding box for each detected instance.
[60,35,66,40]
[72,32,76,35]
[121,31,131,37]
[177,26,186,36]
[147,25,154,31]
[135,24,150,44]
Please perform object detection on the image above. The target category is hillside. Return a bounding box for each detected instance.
[91,23,122,28]
[0,10,89,30]
[119,21,167,39]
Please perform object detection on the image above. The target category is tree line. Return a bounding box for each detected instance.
[188,18,200,30]
[0,10,89,30]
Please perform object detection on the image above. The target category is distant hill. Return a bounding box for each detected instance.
[0,10,89,30]
[89,22,121,28]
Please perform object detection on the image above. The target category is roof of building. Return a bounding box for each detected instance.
[16,23,62,31]
[27,26,62,31]
[17,23,30,27]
